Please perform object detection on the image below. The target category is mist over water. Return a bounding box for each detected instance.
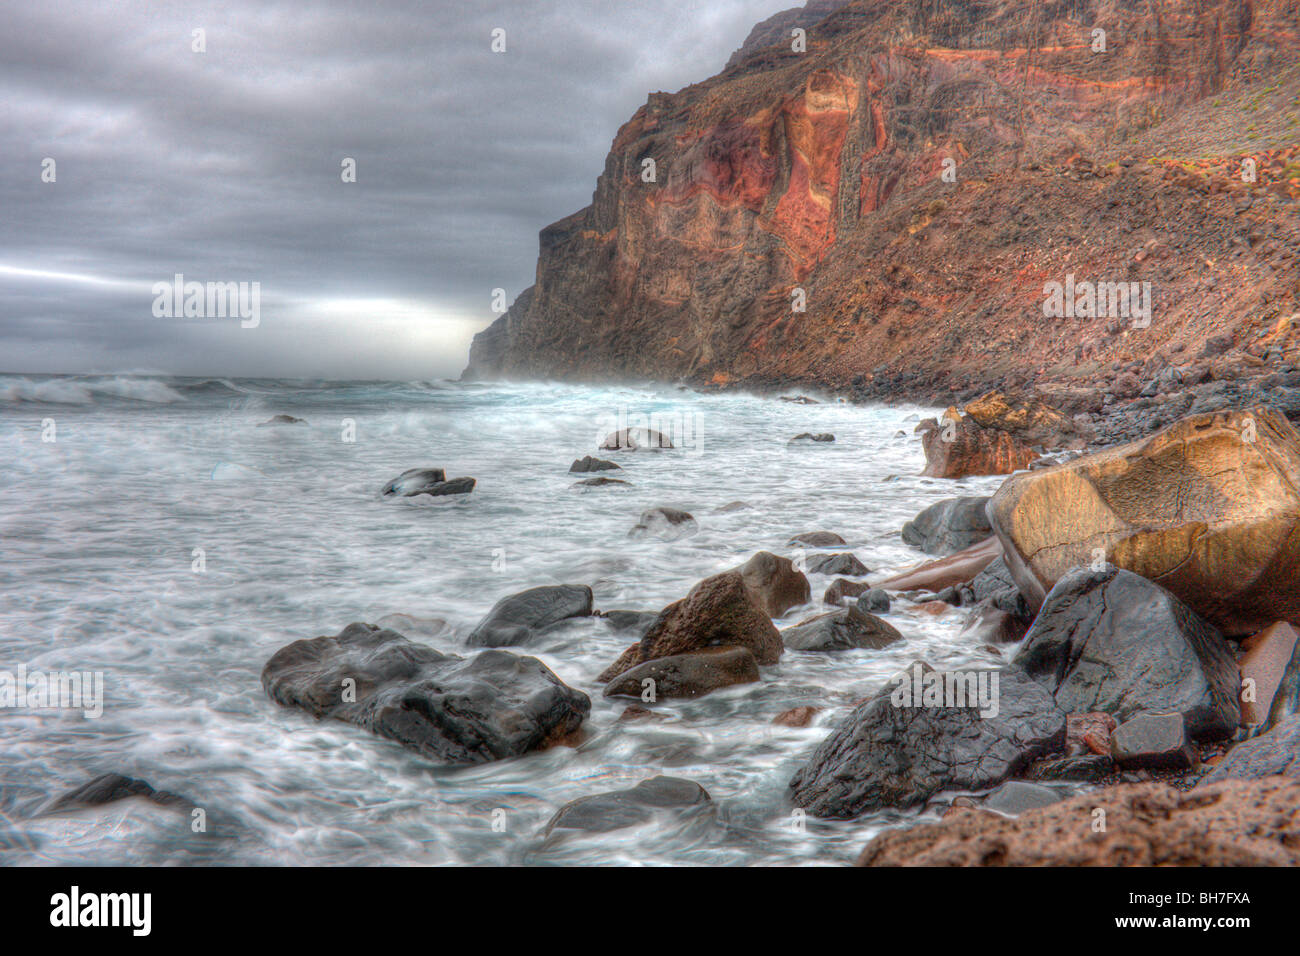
[1,374,1016,865]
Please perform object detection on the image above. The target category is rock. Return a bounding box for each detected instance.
[569,455,621,473]
[781,606,902,652]
[543,777,710,836]
[788,662,1065,817]
[823,578,872,606]
[789,531,846,547]
[1027,754,1116,782]
[628,507,697,540]
[877,536,1002,592]
[604,647,760,700]
[988,406,1300,636]
[717,501,752,513]
[1204,715,1300,782]
[901,497,994,555]
[597,571,782,681]
[856,588,891,614]
[913,601,951,617]
[774,706,821,727]
[958,603,1025,644]
[617,704,668,722]
[980,781,1066,816]
[858,777,1300,866]
[963,390,1090,448]
[731,551,810,617]
[573,476,630,487]
[257,414,307,426]
[919,414,1038,479]
[46,774,190,812]
[1014,567,1239,740]
[599,610,661,639]
[465,585,594,647]
[600,428,673,451]
[1066,712,1118,756]
[1239,622,1300,729]
[1111,713,1198,771]
[380,468,476,498]
[779,395,819,404]
[789,432,835,443]
[961,556,1030,619]
[262,622,590,763]
[804,552,870,576]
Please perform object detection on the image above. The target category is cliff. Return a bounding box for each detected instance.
[463,0,1300,405]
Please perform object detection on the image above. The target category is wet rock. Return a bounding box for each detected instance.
[1014,566,1239,740]
[465,585,594,647]
[901,497,993,555]
[804,552,869,577]
[258,414,307,426]
[604,647,760,700]
[789,432,835,444]
[597,571,782,681]
[1027,754,1116,782]
[960,556,1030,619]
[774,706,821,728]
[788,662,1065,817]
[262,622,590,764]
[572,476,630,488]
[628,507,697,540]
[1204,715,1300,782]
[981,781,1065,816]
[1239,622,1300,729]
[731,551,810,617]
[1066,712,1118,756]
[46,774,190,812]
[380,468,476,498]
[569,455,621,473]
[989,406,1300,636]
[1111,713,1198,771]
[823,578,871,606]
[543,777,710,836]
[617,704,669,722]
[958,603,1025,645]
[856,588,891,614]
[919,413,1038,479]
[789,531,846,547]
[858,777,1300,866]
[877,536,1001,592]
[779,395,819,404]
[599,610,661,639]
[781,605,902,652]
[600,428,673,451]
[717,500,752,513]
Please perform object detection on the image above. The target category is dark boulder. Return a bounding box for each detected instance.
[856,589,891,614]
[543,777,710,836]
[465,585,594,647]
[804,552,870,577]
[603,647,759,700]
[46,774,190,812]
[824,578,871,606]
[1014,567,1239,741]
[958,602,1027,645]
[901,497,994,555]
[782,606,902,652]
[380,468,475,498]
[788,432,835,444]
[1204,715,1300,782]
[1111,713,1198,771]
[262,623,590,763]
[569,455,621,473]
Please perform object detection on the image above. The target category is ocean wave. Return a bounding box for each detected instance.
[0,375,187,406]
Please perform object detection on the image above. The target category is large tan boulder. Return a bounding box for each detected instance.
[964,390,1091,448]
[989,406,1300,636]
[919,412,1038,479]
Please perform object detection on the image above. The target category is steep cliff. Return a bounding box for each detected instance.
[464,0,1300,403]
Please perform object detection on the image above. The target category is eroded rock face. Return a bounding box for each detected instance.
[781,605,901,651]
[989,407,1300,636]
[465,585,594,648]
[732,551,810,617]
[858,777,1300,866]
[1014,567,1239,741]
[262,623,591,764]
[597,571,782,682]
[920,416,1038,479]
[788,662,1065,817]
[901,497,993,555]
[603,647,760,700]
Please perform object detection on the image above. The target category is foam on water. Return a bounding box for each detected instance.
[0,375,1010,865]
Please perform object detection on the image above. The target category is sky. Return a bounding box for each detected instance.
[0,0,798,380]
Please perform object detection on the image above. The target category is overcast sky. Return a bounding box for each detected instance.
[0,0,796,380]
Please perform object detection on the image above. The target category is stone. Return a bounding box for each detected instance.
[600,428,673,451]
[1204,715,1300,782]
[789,432,835,443]
[569,455,621,473]
[599,610,661,639]
[543,777,710,836]
[597,571,782,681]
[262,623,590,764]
[774,706,821,727]
[46,774,190,813]
[258,414,307,426]
[901,497,994,555]
[782,605,903,651]
[628,506,697,540]
[958,602,1025,644]
[877,536,1002,592]
[604,647,760,700]
[960,556,1030,619]
[988,406,1300,636]
[788,662,1065,817]
[731,551,810,617]
[380,468,476,498]
[823,578,872,606]
[804,552,869,576]
[981,781,1066,816]
[858,777,1300,866]
[789,531,846,547]
[717,501,752,513]
[1111,713,1198,771]
[1066,712,1117,756]
[963,390,1090,448]
[856,588,891,614]
[1027,754,1116,782]
[1239,622,1300,728]
[573,477,630,487]
[919,414,1038,479]
[465,585,594,647]
[1014,567,1239,741]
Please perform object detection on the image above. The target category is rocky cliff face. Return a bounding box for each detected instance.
[464,0,1300,405]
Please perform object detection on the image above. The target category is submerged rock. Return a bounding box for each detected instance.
[543,777,710,836]
[781,606,902,652]
[569,455,621,473]
[628,507,697,540]
[45,773,190,813]
[380,468,476,498]
[604,647,760,700]
[465,585,594,647]
[257,414,307,427]
[572,476,630,488]
[789,432,835,444]
[262,623,590,764]
[901,497,993,555]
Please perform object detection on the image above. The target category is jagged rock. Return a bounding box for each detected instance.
[600,428,673,451]
[781,605,902,651]
[878,536,1001,592]
[856,588,891,614]
[380,468,476,498]
[989,406,1300,636]
[789,531,846,547]
[262,623,590,763]
[1111,713,1198,771]
[1014,567,1239,740]
[901,497,993,555]
[788,662,1065,817]
[1204,715,1300,782]
[919,414,1038,479]
[858,777,1300,866]
[604,647,759,700]
[823,578,871,606]
[465,585,594,647]
[597,571,782,681]
[1239,622,1300,729]
[804,552,869,576]
[731,551,810,617]
[569,455,621,473]
[543,777,710,836]
[628,507,697,540]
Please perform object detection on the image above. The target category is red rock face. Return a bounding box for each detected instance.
[465,0,1300,396]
